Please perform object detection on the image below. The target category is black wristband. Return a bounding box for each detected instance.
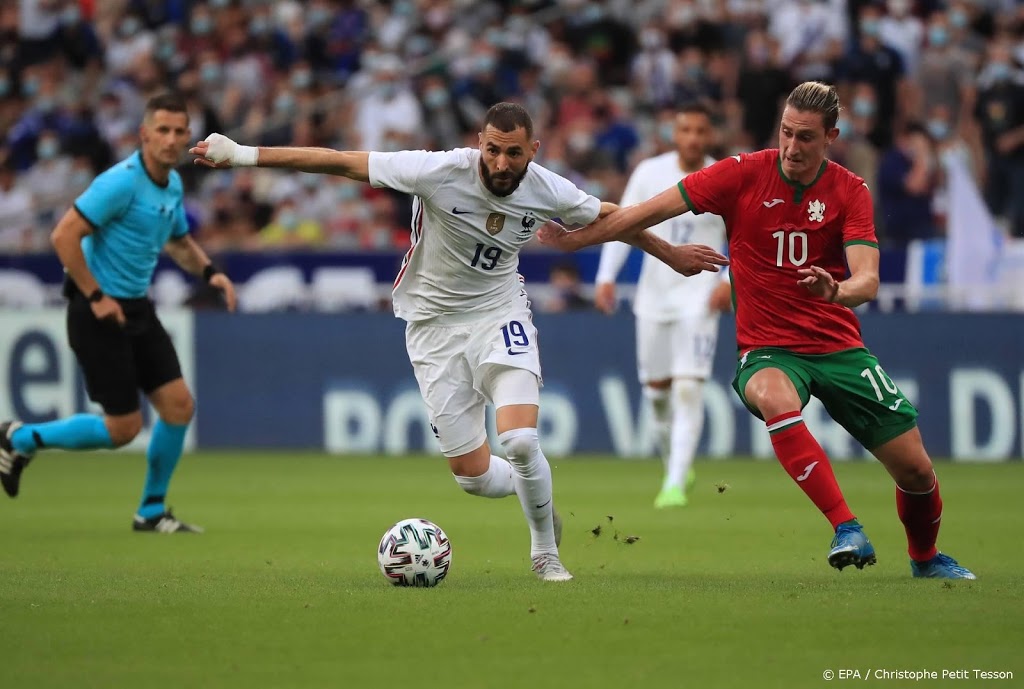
[88,288,104,303]
[202,264,222,283]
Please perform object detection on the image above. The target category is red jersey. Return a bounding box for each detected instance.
[679,149,877,355]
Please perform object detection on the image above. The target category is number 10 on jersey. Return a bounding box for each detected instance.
[772,230,808,267]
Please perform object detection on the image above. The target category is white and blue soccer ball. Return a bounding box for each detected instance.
[377,518,452,587]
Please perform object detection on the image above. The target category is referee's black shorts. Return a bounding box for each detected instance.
[65,282,183,416]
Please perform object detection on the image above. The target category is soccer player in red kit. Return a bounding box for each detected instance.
[540,82,975,579]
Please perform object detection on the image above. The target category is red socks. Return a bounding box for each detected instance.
[896,476,942,562]
[767,412,856,529]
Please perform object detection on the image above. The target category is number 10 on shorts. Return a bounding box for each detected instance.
[861,364,901,408]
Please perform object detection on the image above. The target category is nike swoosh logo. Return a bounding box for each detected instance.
[535,499,551,509]
[507,348,528,356]
[889,399,903,411]
[451,207,472,215]
[796,461,819,482]
[763,199,784,208]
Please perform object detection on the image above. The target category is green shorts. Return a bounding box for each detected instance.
[732,347,918,451]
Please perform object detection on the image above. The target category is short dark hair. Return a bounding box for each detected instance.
[482,102,534,139]
[786,81,841,130]
[144,93,188,119]
[678,102,712,119]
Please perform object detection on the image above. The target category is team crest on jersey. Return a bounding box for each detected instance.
[486,212,506,235]
[808,199,826,223]
[515,212,537,239]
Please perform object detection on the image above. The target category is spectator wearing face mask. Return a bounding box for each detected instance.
[878,123,940,245]
[23,129,74,231]
[918,10,976,131]
[736,29,791,150]
[841,3,905,148]
[353,54,423,152]
[973,39,1024,237]
[260,198,324,248]
[878,0,924,77]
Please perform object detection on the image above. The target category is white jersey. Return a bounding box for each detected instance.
[369,148,601,322]
[595,153,727,322]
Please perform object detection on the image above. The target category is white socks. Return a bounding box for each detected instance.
[664,379,704,491]
[453,455,516,498]
[645,385,672,469]
[499,428,556,557]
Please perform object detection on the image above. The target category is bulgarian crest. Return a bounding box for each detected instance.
[808,199,825,223]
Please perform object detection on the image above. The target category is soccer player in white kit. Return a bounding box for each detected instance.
[594,103,731,509]
[191,103,728,581]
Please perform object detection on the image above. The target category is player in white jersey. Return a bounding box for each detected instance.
[594,103,732,509]
[190,103,728,581]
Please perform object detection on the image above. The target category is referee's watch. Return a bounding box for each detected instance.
[88,288,104,303]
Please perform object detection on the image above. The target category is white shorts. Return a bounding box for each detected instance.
[406,294,542,457]
[636,315,719,383]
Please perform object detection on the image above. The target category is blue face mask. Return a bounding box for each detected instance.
[191,16,213,35]
[926,119,950,140]
[37,138,60,160]
[291,70,312,90]
[658,122,675,143]
[308,8,331,27]
[335,184,359,202]
[156,42,176,61]
[120,17,141,37]
[989,62,1011,82]
[424,87,448,109]
[71,169,92,188]
[250,17,269,36]
[860,19,880,38]
[274,92,296,113]
[928,26,948,47]
[278,210,298,230]
[200,63,222,84]
[852,98,875,118]
[23,76,40,97]
[949,10,968,29]
[0,78,9,97]
[62,6,80,24]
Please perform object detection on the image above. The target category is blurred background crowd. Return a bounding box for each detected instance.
[0,0,1022,264]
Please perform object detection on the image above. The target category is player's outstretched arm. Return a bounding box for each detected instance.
[190,133,370,182]
[797,244,879,307]
[628,230,729,277]
[540,185,688,252]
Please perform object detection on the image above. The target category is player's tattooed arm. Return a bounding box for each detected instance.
[797,244,879,307]
[191,134,371,182]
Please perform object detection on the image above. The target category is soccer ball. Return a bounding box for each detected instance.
[377,518,452,587]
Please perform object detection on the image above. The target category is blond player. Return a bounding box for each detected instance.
[595,103,730,508]
[191,102,728,581]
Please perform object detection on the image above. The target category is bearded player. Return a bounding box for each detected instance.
[191,102,726,581]
[541,82,975,579]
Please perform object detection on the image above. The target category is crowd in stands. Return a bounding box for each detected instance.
[1,0,1022,257]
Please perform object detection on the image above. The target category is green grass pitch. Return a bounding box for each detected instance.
[1,453,1021,689]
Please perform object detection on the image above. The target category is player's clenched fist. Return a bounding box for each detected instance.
[190,133,258,168]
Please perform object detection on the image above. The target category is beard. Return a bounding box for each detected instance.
[479,159,529,197]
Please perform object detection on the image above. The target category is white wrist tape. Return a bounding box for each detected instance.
[232,144,259,167]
